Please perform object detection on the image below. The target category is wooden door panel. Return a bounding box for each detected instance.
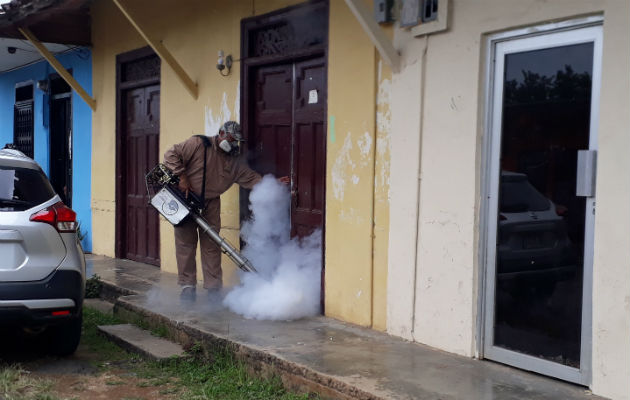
[123,85,160,266]
[252,64,293,178]
[126,89,146,132]
[253,124,292,177]
[256,66,292,115]
[295,59,326,118]
[293,121,324,236]
[145,88,160,262]
[250,58,325,238]
[292,59,326,237]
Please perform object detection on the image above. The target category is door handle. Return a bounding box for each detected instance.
[576,150,597,197]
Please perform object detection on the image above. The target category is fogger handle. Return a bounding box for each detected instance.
[193,215,258,273]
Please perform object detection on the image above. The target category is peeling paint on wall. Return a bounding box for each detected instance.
[376,60,392,197]
[204,92,231,136]
[340,207,365,225]
[376,136,392,198]
[372,57,393,332]
[352,175,360,185]
[358,131,373,157]
[332,132,355,201]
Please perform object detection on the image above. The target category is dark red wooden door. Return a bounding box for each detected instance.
[251,57,326,237]
[123,85,160,265]
[292,58,326,237]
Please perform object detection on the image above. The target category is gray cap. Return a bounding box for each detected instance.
[221,121,244,141]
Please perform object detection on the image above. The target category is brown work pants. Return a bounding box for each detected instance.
[174,197,222,289]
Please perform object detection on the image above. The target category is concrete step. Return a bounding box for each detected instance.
[97,324,185,361]
[84,298,114,315]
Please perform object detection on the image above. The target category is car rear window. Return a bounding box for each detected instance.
[500,179,550,212]
[0,166,56,211]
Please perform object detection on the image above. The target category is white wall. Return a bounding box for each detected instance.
[387,1,630,398]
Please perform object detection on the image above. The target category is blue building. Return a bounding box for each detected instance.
[0,46,92,251]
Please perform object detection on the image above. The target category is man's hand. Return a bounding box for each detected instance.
[277,176,290,185]
[178,174,192,198]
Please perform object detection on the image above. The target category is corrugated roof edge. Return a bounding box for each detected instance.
[0,0,61,26]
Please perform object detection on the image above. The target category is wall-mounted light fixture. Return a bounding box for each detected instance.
[217,50,233,76]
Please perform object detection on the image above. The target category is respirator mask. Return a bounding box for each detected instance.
[218,139,233,153]
[218,137,241,156]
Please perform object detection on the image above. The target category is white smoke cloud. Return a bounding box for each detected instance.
[223,175,322,320]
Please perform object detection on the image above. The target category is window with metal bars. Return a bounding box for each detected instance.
[13,84,34,158]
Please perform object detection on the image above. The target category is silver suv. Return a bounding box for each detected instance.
[0,148,85,356]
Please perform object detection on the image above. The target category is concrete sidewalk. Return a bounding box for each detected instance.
[87,254,601,400]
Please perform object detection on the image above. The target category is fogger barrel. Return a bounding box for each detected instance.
[192,215,257,273]
[145,163,257,273]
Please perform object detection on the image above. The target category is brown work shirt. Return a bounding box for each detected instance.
[163,135,261,200]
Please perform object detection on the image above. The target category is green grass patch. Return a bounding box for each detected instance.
[0,365,59,400]
[81,306,132,365]
[137,351,314,400]
[84,274,102,298]
[83,306,318,400]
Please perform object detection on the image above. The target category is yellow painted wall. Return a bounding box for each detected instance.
[325,0,377,327]
[91,0,145,258]
[91,0,391,328]
[92,0,258,285]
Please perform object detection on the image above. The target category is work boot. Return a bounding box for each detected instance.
[205,287,222,301]
[180,285,196,303]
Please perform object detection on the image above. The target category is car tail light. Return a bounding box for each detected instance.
[30,202,77,233]
[555,205,568,216]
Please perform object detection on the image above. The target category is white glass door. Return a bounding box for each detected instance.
[483,22,602,385]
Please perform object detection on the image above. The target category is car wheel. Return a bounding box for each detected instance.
[47,314,82,357]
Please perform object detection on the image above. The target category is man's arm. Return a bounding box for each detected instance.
[234,162,262,190]
[164,137,199,195]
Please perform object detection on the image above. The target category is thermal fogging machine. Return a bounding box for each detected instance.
[145,163,257,273]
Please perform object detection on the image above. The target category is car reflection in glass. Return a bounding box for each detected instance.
[497,171,577,282]
[494,171,582,367]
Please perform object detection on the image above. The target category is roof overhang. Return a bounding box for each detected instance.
[0,37,71,73]
[0,0,95,110]
[0,0,91,46]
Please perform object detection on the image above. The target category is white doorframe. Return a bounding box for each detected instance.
[480,17,603,385]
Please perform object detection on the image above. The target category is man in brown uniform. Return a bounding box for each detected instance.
[163,121,263,301]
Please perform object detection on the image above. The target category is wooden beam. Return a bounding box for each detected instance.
[344,0,400,73]
[112,0,198,99]
[18,27,96,111]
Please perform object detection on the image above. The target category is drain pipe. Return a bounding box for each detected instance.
[409,35,429,342]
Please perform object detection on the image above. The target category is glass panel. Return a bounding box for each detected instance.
[494,43,593,368]
[0,166,55,211]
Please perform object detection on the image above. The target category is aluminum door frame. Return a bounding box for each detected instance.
[479,17,603,385]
